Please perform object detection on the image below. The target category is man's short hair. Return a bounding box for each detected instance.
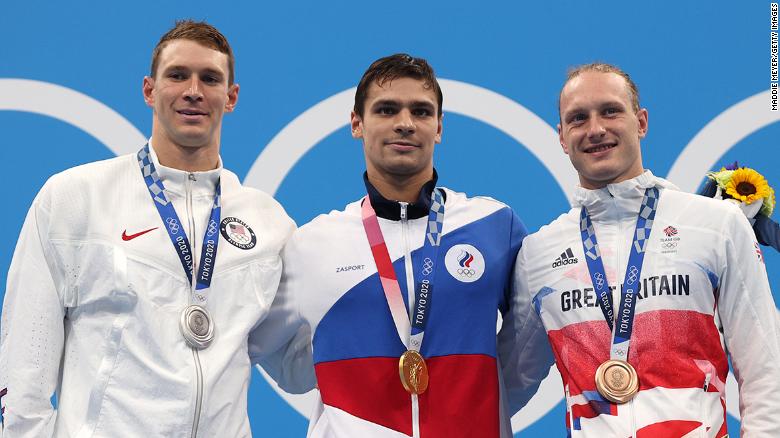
[559,62,640,116]
[150,19,235,85]
[354,53,443,118]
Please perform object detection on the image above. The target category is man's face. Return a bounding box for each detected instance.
[558,71,647,189]
[351,77,442,182]
[143,39,238,150]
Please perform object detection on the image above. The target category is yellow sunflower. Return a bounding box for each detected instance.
[725,168,772,204]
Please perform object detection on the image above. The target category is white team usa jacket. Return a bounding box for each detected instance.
[0,145,295,437]
[514,172,780,437]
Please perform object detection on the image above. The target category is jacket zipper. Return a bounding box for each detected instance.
[700,373,712,435]
[611,191,637,437]
[186,172,205,438]
[399,202,420,438]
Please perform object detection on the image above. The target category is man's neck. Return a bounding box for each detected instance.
[152,136,220,172]
[367,170,432,204]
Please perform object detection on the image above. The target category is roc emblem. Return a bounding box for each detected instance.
[220,217,257,250]
[444,244,485,283]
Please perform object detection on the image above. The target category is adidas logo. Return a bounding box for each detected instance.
[552,248,578,268]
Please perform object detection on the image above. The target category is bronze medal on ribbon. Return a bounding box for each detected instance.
[399,350,429,395]
[179,304,215,350]
[595,359,639,404]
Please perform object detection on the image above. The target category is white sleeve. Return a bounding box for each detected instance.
[716,207,780,437]
[0,194,65,438]
[498,243,555,415]
[248,236,316,394]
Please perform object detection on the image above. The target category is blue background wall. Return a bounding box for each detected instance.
[2,1,778,436]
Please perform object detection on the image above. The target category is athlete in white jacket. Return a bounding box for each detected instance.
[514,63,780,437]
[0,21,295,437]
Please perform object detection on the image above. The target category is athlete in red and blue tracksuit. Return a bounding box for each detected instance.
[251,172,554,438]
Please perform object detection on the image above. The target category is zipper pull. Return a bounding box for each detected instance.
[188,173,196,181]
[399,202,408,221]
[703,373,711,391]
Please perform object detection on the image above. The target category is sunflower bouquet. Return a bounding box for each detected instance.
[705,162,776,220]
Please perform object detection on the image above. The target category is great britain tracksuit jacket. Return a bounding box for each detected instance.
[514,171,780,437]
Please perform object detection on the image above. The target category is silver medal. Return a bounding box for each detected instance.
[179,305,215,349]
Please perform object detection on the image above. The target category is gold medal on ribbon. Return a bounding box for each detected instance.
[595,359,639,404]
[399,350,429,394]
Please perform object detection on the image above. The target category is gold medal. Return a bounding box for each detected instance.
[399,350,429,394]
[595,359,639,404]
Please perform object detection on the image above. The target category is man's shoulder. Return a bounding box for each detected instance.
[34,154,136,208]
[299,199,360,228]
[285,200,364,258]
[440,187,515,221]
[48,154,135,188]
[660,188,744,226]
[524,208,579,246]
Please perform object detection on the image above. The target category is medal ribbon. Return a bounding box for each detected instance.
[580,187,659,361]
[137,144,222,303]
[361,189,445,351]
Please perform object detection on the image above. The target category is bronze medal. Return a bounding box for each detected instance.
[399,350,429,394]
[595,359,639,404]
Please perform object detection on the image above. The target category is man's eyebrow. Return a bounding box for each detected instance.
[162,65,224,77]
[371,99,400,107]
[410,100,435,108]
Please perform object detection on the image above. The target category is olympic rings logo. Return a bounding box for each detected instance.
[594,272,605,289]
[457,268,476,277]
[422,257,434,275]
[627,265,639,284]
[207,219,218,236]
[662,242,677,249]
[166,217,180,234]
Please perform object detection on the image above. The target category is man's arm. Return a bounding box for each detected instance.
[0,194,65,437]
[497,214,555,415]
[717,206,780,436]
[248,236,316,394]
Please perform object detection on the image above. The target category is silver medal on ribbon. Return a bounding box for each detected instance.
[179,305,215,349]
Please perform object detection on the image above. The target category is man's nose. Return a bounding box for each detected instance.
[394,110,415,136]
[586,116,606,139]
[184,77,204,101]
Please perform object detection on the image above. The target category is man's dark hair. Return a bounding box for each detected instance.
[354,53,443,118]
[150,19,235,85]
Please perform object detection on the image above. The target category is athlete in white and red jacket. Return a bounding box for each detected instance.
[513,63,780,437]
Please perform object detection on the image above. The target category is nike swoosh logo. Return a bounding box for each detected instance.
[122,227,158,241]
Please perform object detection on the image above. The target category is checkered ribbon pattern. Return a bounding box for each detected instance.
[633,187,659,253]
[427,190,445,246]
[138,146,170,206]
[136,144,222,293]
[361,188,445,353]
[579,187,661,362]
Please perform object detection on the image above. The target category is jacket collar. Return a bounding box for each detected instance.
[147,140,221,199]
[363,169,442,220]
[572,170,679,220]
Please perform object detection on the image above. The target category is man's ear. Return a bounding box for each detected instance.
[224,83,239,113]
[350,111,363,139]
[558,122,569,155]
[142,76,155,108]
[637,108,648,139]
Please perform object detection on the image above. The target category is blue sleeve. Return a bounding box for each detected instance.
[754,214,780,252]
